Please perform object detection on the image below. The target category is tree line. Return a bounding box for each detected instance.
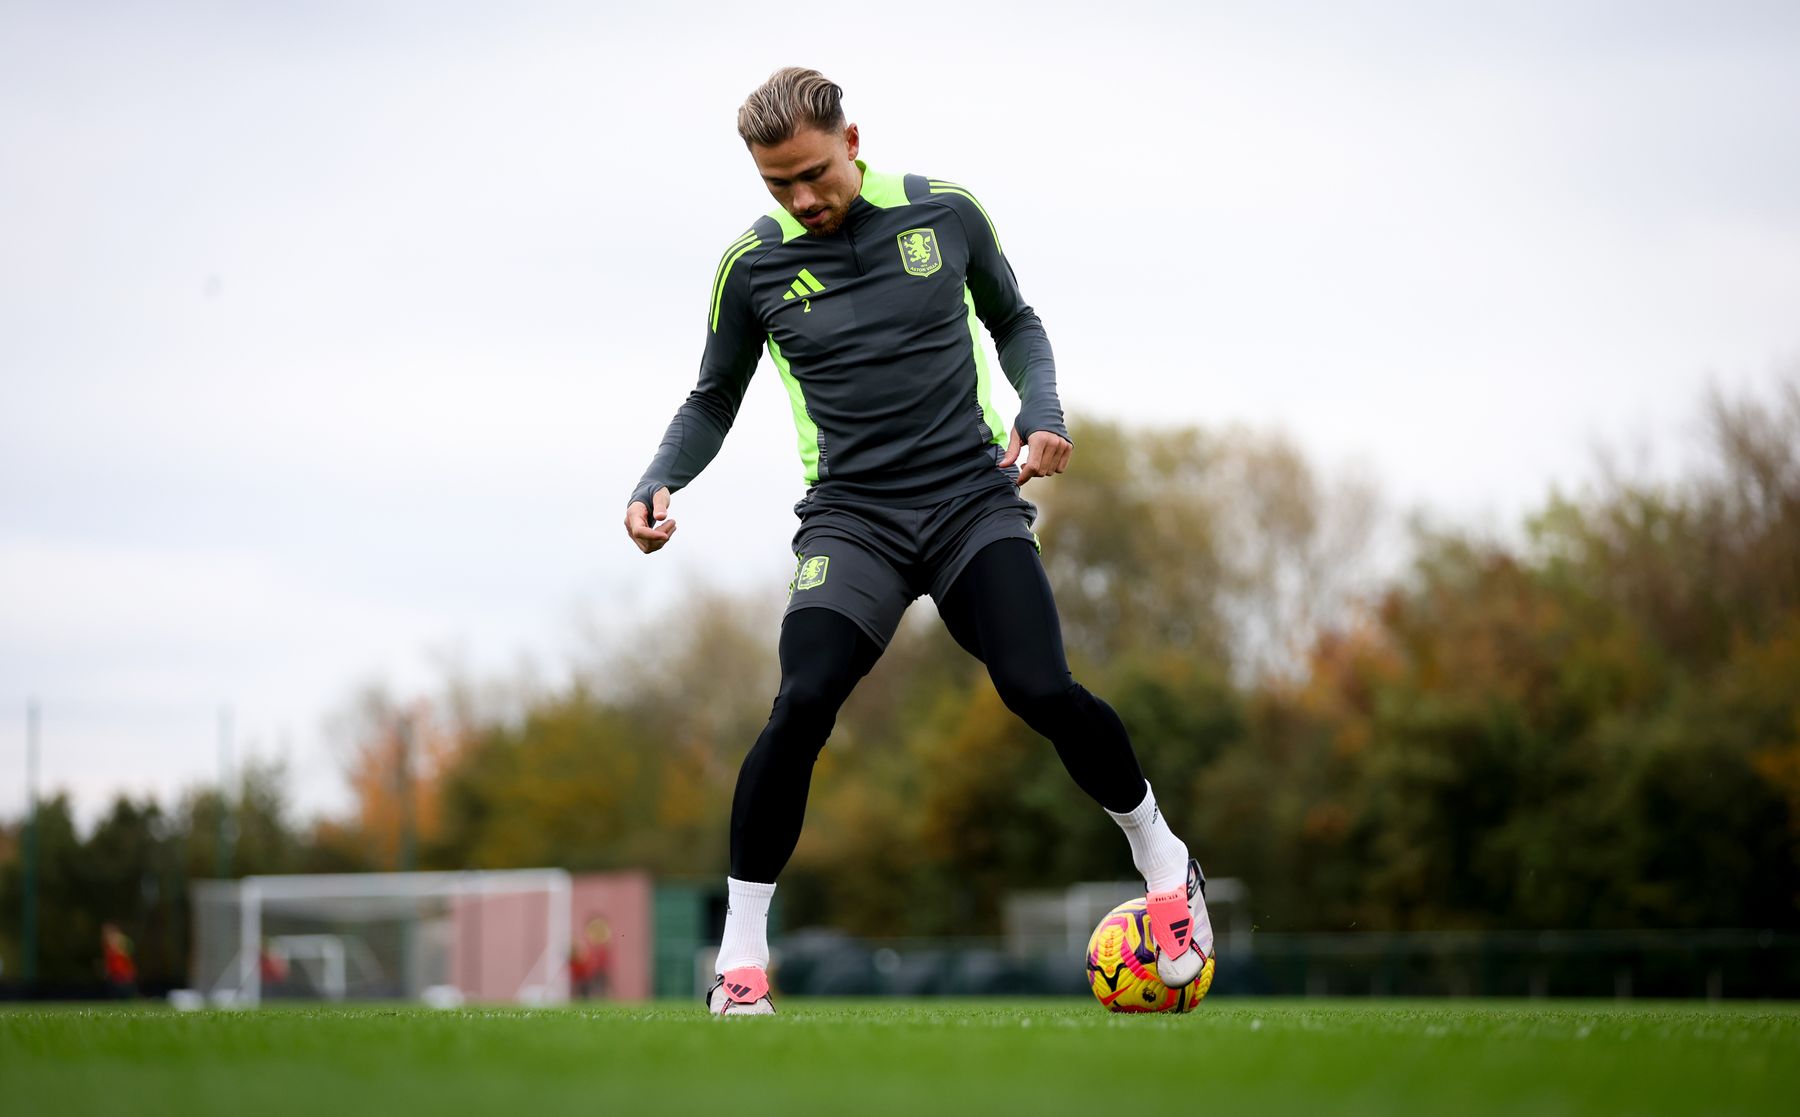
[3,380,1796,987]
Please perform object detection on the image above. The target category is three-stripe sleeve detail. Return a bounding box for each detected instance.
[710,230,762,332]
[928,180,1002,254]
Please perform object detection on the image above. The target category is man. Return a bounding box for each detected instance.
[625,68,1214,1015]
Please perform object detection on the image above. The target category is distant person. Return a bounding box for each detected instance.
[569,916,613,1000]
[100,923,137,999]
[260,940,291,989]
[626,68,1215,1016]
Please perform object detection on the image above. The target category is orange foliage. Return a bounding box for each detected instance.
[344,700,466,869]
[1290,611,1401,759]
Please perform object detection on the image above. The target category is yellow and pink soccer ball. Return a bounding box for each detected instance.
[1086,896,1214,1013]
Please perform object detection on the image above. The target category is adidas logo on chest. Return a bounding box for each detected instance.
[781,268,826,312]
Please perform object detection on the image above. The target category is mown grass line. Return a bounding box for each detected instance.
[3,1000,1795,1117]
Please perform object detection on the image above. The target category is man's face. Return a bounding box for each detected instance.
[750,123,862,236]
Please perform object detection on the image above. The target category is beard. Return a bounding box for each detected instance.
[799,200,852,236]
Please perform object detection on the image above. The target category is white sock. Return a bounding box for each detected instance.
[717,877,776,973]
[1106,782,1190,894]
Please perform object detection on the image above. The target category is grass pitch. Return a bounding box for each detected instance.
[3,999,1795,1116]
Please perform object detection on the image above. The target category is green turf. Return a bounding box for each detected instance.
[3,999,1795,1116]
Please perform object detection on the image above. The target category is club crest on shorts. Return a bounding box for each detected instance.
[793,554,830,592]
[896,228,941,277]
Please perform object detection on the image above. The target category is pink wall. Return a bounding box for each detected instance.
[568,872,652,1002]
[448,889,552,1002]
[443,872,652,1003]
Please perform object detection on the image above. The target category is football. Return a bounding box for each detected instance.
[1085,896,1214,1012]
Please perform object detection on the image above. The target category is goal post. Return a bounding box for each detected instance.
[191,869,572,1007]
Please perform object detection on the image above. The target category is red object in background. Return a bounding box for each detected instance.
[569,946,599,985]
[102,924,136,985]
[569,916,613,998]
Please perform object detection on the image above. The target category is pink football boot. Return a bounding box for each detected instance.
[1146,858,1213,988]
[705,965,775,1017]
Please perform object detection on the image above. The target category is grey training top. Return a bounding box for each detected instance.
[629,162,1067,511]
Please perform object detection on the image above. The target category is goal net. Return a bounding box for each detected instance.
[190,870,572,1006]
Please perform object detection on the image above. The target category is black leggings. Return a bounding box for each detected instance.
[729,537,1147,883]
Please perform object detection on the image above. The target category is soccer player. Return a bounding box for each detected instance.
[625,68,1214,1015]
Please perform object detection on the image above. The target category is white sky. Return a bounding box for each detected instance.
[3,0,1798,824]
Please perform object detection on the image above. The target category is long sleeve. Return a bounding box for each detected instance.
[628,231,765,510]
[943,188,1068,443]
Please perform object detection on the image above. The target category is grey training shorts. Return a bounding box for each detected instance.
[784,482,1040,648]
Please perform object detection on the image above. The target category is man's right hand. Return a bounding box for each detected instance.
[625,487,676,553]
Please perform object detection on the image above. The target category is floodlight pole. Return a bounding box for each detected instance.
[216,705,234,879]
[396,712,416,873]
[21,699,40,988]
[395,712,417,997]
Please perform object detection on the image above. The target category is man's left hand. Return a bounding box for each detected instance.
[999,427,1072,486]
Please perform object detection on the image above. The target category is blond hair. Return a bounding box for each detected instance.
[736,67,846,147]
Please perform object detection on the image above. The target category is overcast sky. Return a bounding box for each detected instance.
[3,0,1798,824]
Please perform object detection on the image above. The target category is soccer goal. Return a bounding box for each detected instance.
[190,870,572,1007]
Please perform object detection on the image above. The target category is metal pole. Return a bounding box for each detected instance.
[396,713,416,873]
[240,879,262,1007]
[216,705,234,879]
[21,699,40,987]
[395,713,417,997]
[550,872,572,1004]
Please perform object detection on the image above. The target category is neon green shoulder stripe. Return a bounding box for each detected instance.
[858,163,909,209]
[710,231,763,332]
[768,206,807,243]
[928,180,1002,254]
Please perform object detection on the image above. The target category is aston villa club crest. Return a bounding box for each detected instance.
[792,554,829,592]
[896,227,941,277]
